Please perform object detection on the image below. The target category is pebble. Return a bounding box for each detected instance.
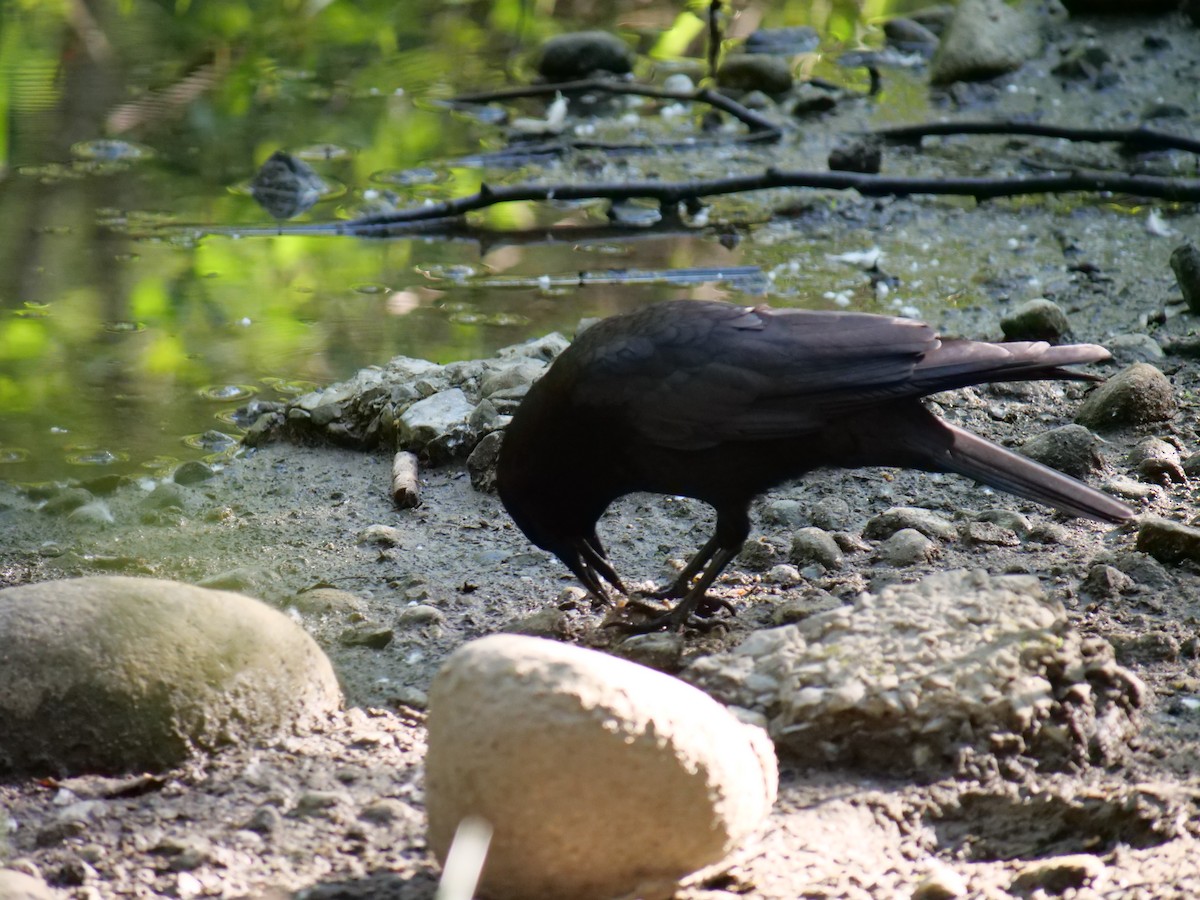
[930,0,1041,85]
[1105,333,1164,365]
[976,509,1031,536]
[864,507,956,540]
[537,31,635,80]
[172,460,216,485]
[685,570,1144,774]
[1019,424,1105,478]
[0,577,340,774]
[615,632,685,672]
[67,500,115,525]
[1080,564,1136,600]
[359,798,421,828]
[737,537,779,570]
[1135,517,1200,566]
[466,431,503,493]
[245,805,283,834]
[425,635,777,900]
[1075,363,1177,430]
[397,604,446,629]
[828,139,881,174]
[912,864,968,899]
[1011,854,1106,894]
[717,54,794,94]
[142,482,188,511]
[338,624,395,649]
[1171,242,1200,312]
[1128,438,1185,485]
[287,587,366,616]
[999,298,1071,343]
[810,496,852,531]
[761,498,807,527]
[357,524,403,547]
[876,528,938,566]
[765,563,803,585]
[40,487,93,516]
[789,527,843,570]
[959,520,1020,547]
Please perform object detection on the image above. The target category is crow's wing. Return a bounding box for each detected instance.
[569,301,1108,451]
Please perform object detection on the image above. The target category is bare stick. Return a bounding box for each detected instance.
[875,121,1200,155]
[391,452,422,509]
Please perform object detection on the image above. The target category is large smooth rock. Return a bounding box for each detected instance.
[425,635,777,900]
[930,0,1041,85]
[0,577,341,775]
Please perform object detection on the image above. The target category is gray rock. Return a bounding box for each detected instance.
[1011,854,1106,895]
[498,332,570,363]
[765,564,803,585]
[1080,564,1135,600]
[398,388,476,462]
[480,360,545,399]
[466,430,504,493]
[142,482,188,511]
[615,632,685,672]
[959,520,1019,547]
[0,577,340,774]
[1135,517,1200,567]
[1128,438,1185,485]
[1000,298,1072,343]
[976,509,1032,536]
[810,496,852,531]
[359,798,421,828]
[744,26,820,55]
[884,17,940,54]
[1075,364,1177,431]
[761,498,807,528]
[426,635,777,900]
[467,398,504,434]
[737,537,778,570]
[1170,241,1200,314]
[1183,451,1200,478]
[397,604,446,629]
[930,0,1041,85]
[67,500,114,526]
[339,624,394,649]
[717,54,794,94]
[40,487,93,517]
[1105,333,1164,365]
[789,527,843,570]
[1019,424,1105,479]
[357,524,403,547]
[537,31,635,80]
[287,587,366,616]
[864,507,956,540]
[876,528,938,566]
[172,460,215,485]
[197,565,280,595]
[685,570,1144,774]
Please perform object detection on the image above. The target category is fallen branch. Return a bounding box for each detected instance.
[875,121,1200,156]
[325,168,1200,235]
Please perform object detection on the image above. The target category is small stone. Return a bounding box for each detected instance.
[616,632,685,672]
[1000,298,1072,343]
[537,31,635,80]
[288,588,365,616]
[828,139,881,174]
[1171,243,1200,316]
[1011,854,1105,894]
[864,507,956,540]
[912,864,968,899]
[717,54,794,94]
[501,607,575,640]
[1080,564,1135,600]
[959,520,1019,547]
[761,498,807,527]
[789,528,843,570]
[425,635,777,900]
[1128,438,1185,485]
[1106,333,1164,365]
[810,496,852,531]
[876,528,937,566]
[397,604,446,629]
[1111,630,1180,665]
[1135,517,1200,566]
[1075,364,1177,431]
[172,461,216,485]
[295,790,350,816]
[245,805,283,834]
[976,509,1031,536]
[1104,476,1158,503]
[765,564,803,585]
[1019,424,1105,478]
[67,500,115,525]
[143,482,188,511]
[359,798,420,827]
[930,0,1041,85]
[737,537,779,570]
[358,524,403,547]
[40,487,93,516]
[467,431,504,494]
[339,624,395,649]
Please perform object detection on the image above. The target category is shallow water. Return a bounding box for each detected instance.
[0,0,938,483]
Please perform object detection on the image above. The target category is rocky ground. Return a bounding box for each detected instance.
[6,4,1200,899]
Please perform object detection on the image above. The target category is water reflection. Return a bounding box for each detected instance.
[0,0,939,483]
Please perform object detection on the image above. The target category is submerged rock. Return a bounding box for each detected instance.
[537,31,635,80]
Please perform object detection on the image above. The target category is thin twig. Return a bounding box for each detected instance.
[876,121,1200,155]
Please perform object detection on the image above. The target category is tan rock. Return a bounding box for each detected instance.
[425,634,777,900]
